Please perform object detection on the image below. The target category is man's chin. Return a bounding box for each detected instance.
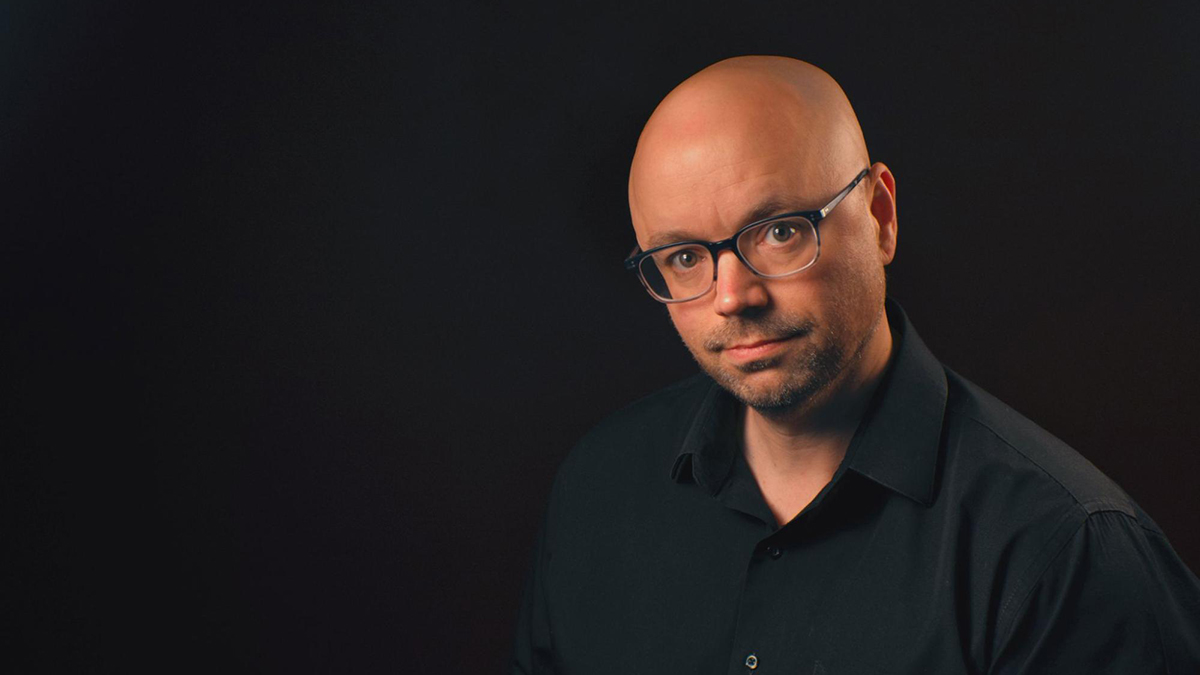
[733,355,785,374]
[710,365,799,408]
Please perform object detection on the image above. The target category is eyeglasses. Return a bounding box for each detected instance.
[623,168,870,303]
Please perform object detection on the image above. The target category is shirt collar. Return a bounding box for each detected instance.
[670,379,741,494]
[670,298,947,507]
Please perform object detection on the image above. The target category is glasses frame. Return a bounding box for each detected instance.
[623,168,871,303]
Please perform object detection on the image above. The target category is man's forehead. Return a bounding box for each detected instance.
[631,107,837,234]
[629,139,829,244]
[639,193,802,250]
[631,97,811,184]
[629,57,868,241]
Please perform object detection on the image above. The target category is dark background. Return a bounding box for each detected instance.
[5,0,1198,671]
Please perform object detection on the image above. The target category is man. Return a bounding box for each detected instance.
[512,56,1200,674]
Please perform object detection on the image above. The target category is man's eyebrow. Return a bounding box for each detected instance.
[643,198,800,250]
[742,197,800,226]
[645,229,702,250]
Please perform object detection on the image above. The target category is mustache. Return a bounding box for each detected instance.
[703,315,815,352]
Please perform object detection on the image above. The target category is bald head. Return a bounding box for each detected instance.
[629,57,870,243]
[623,56,899,418]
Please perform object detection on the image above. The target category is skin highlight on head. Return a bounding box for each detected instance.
[628,56,899,524]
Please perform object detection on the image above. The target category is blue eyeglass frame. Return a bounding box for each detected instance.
[622,168,871,303]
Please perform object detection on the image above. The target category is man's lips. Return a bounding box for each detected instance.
[720,333,800,362]
[728,337,787,350]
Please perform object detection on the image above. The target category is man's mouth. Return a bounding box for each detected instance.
[719,326,807,351]
[727,337,788,351]
[720,331,803,363]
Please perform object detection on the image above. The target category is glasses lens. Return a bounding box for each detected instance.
[638,244,712,301]
[737,216,818,276]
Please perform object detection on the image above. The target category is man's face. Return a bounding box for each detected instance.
[631,128,890,415]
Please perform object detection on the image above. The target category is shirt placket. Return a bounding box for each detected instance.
[718,455,852,674]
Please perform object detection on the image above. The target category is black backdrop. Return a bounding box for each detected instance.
[6,1,1199,672]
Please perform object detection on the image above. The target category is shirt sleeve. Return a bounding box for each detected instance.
[511,460,569,675]
[990,509,1200,674]
[510,511,555,675]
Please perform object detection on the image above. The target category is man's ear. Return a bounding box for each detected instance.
[868,162,898,265]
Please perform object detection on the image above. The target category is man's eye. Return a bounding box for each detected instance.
[765,223,796,244]
[668,249,703,270]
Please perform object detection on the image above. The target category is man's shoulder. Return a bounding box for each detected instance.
[941,367,1146,524]
[555,373,713,486]
[580,372,714,443]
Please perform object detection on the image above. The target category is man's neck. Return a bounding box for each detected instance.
[742,312,894,526]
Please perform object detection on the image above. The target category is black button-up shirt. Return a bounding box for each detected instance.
[512,301,1200,674]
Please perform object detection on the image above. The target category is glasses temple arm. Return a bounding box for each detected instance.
[818,168,871,219]
[623,244,643,270]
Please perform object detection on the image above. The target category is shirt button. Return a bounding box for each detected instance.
[767,546,782,559]
[745,653,758,669]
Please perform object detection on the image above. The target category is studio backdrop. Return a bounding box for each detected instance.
[5,0,1198,672]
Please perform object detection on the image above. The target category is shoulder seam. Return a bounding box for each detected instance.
[993,509,1171,667]
[948,408,1134,517]
[993,510,1170,666]
[1080,499,1137,517]
[1138,521,1168,537]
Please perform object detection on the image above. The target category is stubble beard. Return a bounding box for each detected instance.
[687,308,882,419]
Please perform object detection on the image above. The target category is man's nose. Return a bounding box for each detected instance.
[712,250,768,316]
